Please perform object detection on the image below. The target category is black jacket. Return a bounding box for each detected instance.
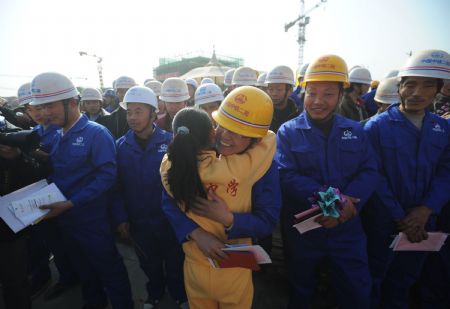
[97,106,129,139]
[0,157,32,241]
[270,98,300,133]
[338,94,369,121]
[433,93,450,116]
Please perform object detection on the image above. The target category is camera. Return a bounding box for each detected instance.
[0,116,41,152]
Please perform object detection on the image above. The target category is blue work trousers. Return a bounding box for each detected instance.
[284,218,371,309]
[58,218,133,309]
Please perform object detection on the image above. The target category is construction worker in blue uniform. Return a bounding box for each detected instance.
[275,55,378,309]
[110,86,187,308]
[363,49,450,309]
[30,72,133,309]
[18,82,75,298]
[361,80,380,117]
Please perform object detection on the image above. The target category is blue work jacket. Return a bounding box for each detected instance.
[361,89,378,117]
[275,112,379,222]
[112,126,172,225]
[290,86,304,111]
[49,115,117,224]
[161,161,282,244]
[364,104,450,219]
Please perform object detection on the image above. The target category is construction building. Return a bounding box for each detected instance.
[153,51,244,81]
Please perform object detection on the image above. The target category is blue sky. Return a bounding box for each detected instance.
[0,0,449,96]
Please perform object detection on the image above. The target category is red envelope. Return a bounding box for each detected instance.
[218,251,260,271]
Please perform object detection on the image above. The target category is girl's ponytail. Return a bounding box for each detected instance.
[167,108,213,212]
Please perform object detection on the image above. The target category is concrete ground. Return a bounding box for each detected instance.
[1,241,290,309]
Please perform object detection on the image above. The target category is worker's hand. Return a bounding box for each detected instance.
[0,145,21,159]
[339,195,359,223]
[40,201,74,220]
[117,222,130,240]
[29,149,49,161]
[403,226,429,243]
[315,195,359,228]
[190,227,227,261]
[191,191,234,227]
[398,206,432,242]
[315,215,339,228]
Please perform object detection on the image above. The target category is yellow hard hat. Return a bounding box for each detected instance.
[301,55,350,88]
[212,86,273,138]
[370,80,380,88]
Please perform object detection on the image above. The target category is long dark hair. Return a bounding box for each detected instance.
[167,108,213,212]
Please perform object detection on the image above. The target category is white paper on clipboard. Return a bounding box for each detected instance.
[0,179,48,233]
[9,183,66,227]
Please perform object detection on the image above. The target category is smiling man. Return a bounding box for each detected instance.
[30,72,133,309]
[364,49,450,308]
[275,55,378,309]
[111,86,187,308]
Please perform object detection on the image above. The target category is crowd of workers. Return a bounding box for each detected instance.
[0,48,449,309]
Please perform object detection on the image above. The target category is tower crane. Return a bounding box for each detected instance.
[285,0,327,68]
[79,51,104,89]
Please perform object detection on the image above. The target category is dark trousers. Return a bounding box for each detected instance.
[131,220,186,302]
[29,224,51,288]
[420,203,450,309]
[362,201,431,309]
[0,236,31,309]
[283,218,371,309]
[58,218,133,309]
[40,220,78,285]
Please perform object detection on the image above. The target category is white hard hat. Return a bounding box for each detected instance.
[349,67,372,85]
[160,78,190,103]
[224,69,235,87]
[120,86,158,111]
[5,99,20,111]
[18,82,32,106]
[201,78,214,85]
[81,88,102,101]
[115,76,136,89]
[232,67,257,86]
[266,65,295,86]
[144,80,163,96]
[256,72,268,87]
[399,49,450,80]
[374,77,400,105]
[30,72,79,106]
[195,83,224,106]
[185,78,198,88]
[385,70,399,78]
[298,63,309,77]
[143,78,154,85]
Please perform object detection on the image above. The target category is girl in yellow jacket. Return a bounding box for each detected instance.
[160,86,275,309]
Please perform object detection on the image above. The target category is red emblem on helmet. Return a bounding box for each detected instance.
[234,94,247,104]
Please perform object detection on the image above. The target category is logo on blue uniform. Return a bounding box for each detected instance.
[72,136,85,146]
[432,123,445,133]
[158,144,168,153]
[341,130,358,140]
